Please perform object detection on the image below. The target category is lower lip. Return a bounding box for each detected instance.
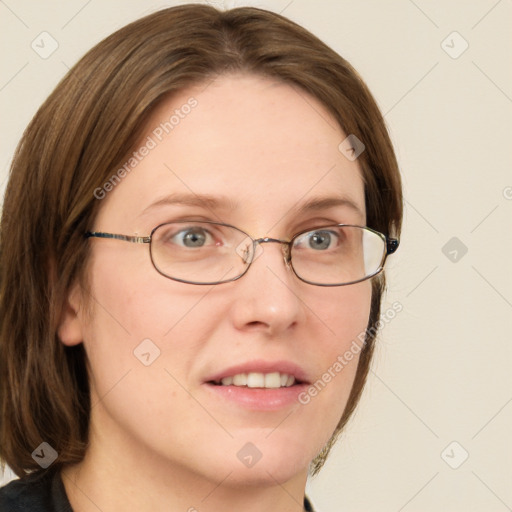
[204,383,308,411]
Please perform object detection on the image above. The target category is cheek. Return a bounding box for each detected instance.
[317,280,372,353]
[79,252,227,397]
[78,255,234,456]
[84,245,225,339]
[300,281,371,436]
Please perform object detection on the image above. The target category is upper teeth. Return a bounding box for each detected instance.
[219,372,296,388]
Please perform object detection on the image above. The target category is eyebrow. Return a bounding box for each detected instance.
[140,193,365,221]
[294,196,365,220]
[141,193,236,215]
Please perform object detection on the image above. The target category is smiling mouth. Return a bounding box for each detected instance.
[209,371,304,389]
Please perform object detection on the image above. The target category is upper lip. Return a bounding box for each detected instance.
[205,359,310,384]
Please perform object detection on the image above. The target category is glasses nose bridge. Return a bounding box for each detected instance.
[252,236,291,262]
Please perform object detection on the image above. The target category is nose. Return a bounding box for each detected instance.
[229,240,305,336]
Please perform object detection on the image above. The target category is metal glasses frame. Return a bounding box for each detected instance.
[85,221,399,286]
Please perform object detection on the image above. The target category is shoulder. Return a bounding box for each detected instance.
[0,470,72,512]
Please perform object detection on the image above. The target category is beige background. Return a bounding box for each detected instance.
[1,1,511,511]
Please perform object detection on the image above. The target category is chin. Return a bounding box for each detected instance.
[222,457,310,488]
[212,430,318,486]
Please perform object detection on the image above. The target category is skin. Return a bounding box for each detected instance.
[59,73,371,512]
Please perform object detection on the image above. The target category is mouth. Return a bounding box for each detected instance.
[203,361,310,411]
[208,371,303,389]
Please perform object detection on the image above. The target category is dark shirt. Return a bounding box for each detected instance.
[0,471,72,512]
[0,471,316,511]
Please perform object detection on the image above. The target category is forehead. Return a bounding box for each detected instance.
[98,73,365,229]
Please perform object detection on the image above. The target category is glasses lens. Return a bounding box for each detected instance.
[150,222,252,284]
[291,226,386,285]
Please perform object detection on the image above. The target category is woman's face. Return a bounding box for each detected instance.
[64,74,371,486]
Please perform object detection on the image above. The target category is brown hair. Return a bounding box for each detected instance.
[0,4,402,477]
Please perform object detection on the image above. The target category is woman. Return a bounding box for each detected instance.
[0,4,402,511]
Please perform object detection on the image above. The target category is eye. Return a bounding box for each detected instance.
[294,229,340,251]
[307,230,336,250]
[172,227,214,248]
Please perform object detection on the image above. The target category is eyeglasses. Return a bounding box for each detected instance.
[85,221,399,286]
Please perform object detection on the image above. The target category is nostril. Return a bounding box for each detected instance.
[246,320,268,329]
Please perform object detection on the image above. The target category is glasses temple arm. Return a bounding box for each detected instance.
[85,232,151,244]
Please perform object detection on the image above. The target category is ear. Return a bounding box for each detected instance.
[57,282,84,346]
